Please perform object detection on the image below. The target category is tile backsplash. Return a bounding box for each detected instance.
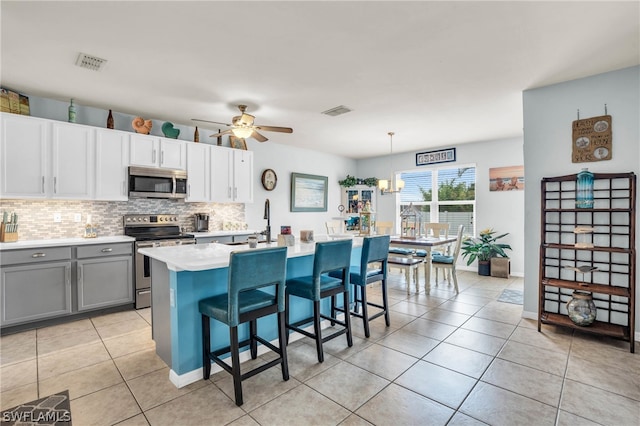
[0,199,244,240]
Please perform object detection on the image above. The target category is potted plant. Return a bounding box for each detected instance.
[461,228,512,276]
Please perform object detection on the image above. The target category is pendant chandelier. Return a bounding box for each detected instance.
[378,132,405,195]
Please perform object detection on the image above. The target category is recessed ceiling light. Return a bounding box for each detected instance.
[75,53,107,71]
[321,105,352,116]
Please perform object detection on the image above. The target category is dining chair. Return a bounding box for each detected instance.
[198,246,289,406]
[285,239,353,362]
[431,224,465,293]
[423,222,451,279]
[375,221,394,235]
[330,235,391,337]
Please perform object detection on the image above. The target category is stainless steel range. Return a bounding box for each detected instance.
[124,214,195,309]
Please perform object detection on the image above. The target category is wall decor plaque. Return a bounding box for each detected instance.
[572,114,612,163]
[416,147,456,166]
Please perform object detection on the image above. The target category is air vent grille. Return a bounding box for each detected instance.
[321,105,352,116]
[75,53,107,71]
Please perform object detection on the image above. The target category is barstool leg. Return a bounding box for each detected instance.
[313,301,324,363]
[360,284,370,338]
[249,319,258,359]
[285,293,291,345]
[330,295,336,326]
[229,326,243,406]
[277,311,290,381]
[201,315,211,380]
[381,277,390,327]
[343,290,353,347]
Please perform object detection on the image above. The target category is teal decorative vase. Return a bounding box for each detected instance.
[68,99,76,123]
[576,168,594,209]
[161,122,180,139]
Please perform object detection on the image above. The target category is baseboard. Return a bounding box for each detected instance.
[169,315,344,388]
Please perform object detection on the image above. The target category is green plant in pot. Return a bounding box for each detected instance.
[461,228,511,276]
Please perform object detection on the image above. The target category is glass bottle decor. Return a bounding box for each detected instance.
[107,110,114,129]
[194,126,199,142]
[566,290,597,326]
[68,99,76,123]
[576,168,594,208]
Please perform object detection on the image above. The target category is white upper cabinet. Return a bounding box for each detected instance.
[185,143,210,202]
[95,129,129,200]
[1,114,49,198]
[210,146,253,203]
[51,122,95,199]
[130,134,186,170]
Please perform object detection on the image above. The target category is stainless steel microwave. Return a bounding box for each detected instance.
[128,166,187,199]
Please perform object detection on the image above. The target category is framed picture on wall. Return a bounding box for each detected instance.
[489,165,525,191]
[290,172,328,212]
[229,136,248,150]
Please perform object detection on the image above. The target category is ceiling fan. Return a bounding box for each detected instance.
[192,105,293,142]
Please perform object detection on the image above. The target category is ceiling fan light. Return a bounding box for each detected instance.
[231,127,253,138]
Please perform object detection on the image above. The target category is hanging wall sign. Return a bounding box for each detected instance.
[572,115,612,163]
[416,147,456,166]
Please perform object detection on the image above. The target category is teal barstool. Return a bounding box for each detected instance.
[331,235,391,338]
[285,239,353,362]
[199,246,288,406]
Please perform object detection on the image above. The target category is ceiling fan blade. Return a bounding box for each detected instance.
[251,130,269,142]
[210,129,232,138]
[192,118,232,127]
[255,125,293,133]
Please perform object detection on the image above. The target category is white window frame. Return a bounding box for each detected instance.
[396,162,476,236]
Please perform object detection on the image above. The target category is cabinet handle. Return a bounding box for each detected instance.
[78,265,83,283]
[161,151,164,165]
[66,265,70,285]
[152,149,156,163]
[228,187,232,198]
[101,248,113,253]
[138,290,151,295]
[53,177,57,193]
[188,184,191,197]
[42,176,45,193]
[234,187,237,199]
[31,252,46,258]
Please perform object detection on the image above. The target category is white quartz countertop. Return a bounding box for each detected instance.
[0,235,135,250]
[190,230,262,238]
[138,236,362,272]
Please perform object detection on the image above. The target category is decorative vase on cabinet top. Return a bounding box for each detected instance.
[68,99,76,123]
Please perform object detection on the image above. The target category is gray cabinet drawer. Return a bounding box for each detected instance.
[77,243,132,259]
[0,247,72,266]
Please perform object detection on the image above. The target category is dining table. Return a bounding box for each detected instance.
[389,235,458,291]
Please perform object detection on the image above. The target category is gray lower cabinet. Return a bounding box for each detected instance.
[1,260,72,326]
[76,242,133,311]
[0,242,133,327]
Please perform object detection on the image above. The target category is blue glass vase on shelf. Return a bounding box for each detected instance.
[576,168,594,209]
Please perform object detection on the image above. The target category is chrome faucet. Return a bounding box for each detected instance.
[261,198,271,243]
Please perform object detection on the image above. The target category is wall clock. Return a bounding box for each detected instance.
[261,169,277,191]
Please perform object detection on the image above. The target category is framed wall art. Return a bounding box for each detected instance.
[416,148,456,166]
[290,172,328,212]
[229,135,248,150]
[489,165,525,191]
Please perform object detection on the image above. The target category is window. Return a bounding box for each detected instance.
[399,165,475,236]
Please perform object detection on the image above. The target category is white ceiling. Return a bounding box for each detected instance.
[1,1,638,159]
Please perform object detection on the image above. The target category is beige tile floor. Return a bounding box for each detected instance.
[1,270,639,425]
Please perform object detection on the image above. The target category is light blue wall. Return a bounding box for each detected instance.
[522,66,640,324]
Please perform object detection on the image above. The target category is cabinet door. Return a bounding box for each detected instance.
[77,256,133,311]
[95,129,129,200]
[51,122,94,199]
[186,143,210,202]
[0,113,49,198]
[210,146,233,202]
[130,134,160,167]
[233,150,253,202]
[1,261,72,326]
[159,139,186,170]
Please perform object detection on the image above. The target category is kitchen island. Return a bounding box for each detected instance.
[138,236,362,388]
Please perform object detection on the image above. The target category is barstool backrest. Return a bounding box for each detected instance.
[227,246,288,326]
[360,235,391,278]
[312,239,353,295]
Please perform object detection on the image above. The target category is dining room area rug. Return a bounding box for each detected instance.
[1,390,71,425]
[497,289,524,305]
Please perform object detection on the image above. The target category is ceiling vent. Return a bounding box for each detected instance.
[321,105,352,117]
[75,53,107,71]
